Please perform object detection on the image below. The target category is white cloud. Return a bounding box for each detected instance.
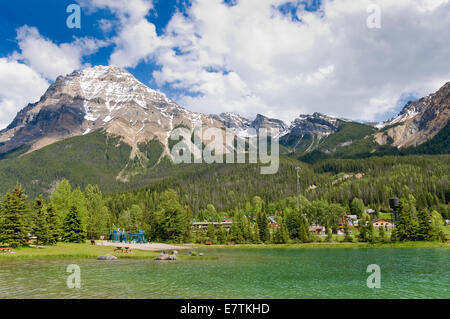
[15,25,107,80]
[148,0,450,122]
[0,58,49,129]
[4,0,448,128]
[0,24,107,129]
[109,18,160,67]
[79,0,153,23]
[78,0,159,68]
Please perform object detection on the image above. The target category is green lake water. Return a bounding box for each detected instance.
[0,248,449,299]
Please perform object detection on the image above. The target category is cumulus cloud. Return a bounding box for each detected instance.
[3,0,449,129]
[15,25,107,80]
[0,24,107,129]
[78,0,160,68]
[0,58,49,129]
[149,0,450,122]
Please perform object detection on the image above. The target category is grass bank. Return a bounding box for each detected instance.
[0,242,158,260]
[191,241,450,249]
[0,242,216,260]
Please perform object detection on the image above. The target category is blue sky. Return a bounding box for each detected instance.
[0,0,449,129]
[0,0,178,82]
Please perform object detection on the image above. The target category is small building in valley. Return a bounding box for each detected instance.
[192,220,232,231]
[268,216,279,229]
[309,225,326,235]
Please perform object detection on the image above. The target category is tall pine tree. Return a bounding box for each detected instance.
[0,185,30,248]
[416,209,435,241]
[32,197,51,246]
[46,203,60,244]
[394,195,419,241]
[62,205,86,243]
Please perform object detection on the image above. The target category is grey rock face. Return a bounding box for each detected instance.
[212,112,289,138]
[374,82,449,148]
[279,112,341,152]
[0,65,223,159]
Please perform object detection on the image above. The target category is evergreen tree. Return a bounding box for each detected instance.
[298,215,310,243]
[257,211,269,243]
[206,223,216,243]
[253,222,261,244]
[395,195,419,241]
[216,227,226,244]
[284,208,300,239]
[0,185,29,248]
[367,220,375,243]
[46,203,60,245]
[273,217,289,244]
[32,197,50,246]
[62,205,86,243]
[378,225,385,242]
[229,212,244,244]
[416,209,434,241]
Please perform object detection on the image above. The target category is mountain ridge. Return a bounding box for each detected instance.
[0,66,448,164]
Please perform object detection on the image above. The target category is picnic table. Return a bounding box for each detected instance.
[114,246,132,253]
[0,244,11,253]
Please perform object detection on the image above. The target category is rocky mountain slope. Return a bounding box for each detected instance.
[0,66,448,171]
[212,112,289,138]
[279,113,342,152]
[0,66,224,161]
[374,82,450,148]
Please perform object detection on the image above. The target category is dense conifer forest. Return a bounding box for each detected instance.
[0,154,448,246]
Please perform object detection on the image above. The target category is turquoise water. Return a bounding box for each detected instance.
[0,248,449,298]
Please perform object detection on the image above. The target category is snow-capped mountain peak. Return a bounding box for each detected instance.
[0,65,221,159]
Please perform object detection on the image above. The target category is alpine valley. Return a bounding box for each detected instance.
[0,65,448,202]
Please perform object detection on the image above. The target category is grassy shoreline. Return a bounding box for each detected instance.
[0,241,447,261]
[0,242,216,260]
[0,243,158,260]
[192,241,450,249]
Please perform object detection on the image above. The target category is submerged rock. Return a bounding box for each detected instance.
[97,254,118,260]
[155,252,177,261]
[155,253,170,260]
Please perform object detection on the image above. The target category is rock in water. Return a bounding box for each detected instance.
[155,252,177,260]
[97,254,118,260]
[155,253,170,260]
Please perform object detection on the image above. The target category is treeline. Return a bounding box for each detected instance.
[1,155,449,247]
[0,181,195,246]
[106,155,450,219]
[0,182,109,247]
[0,183,447,247]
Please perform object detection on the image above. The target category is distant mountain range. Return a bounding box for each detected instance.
[0,65,448,195]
